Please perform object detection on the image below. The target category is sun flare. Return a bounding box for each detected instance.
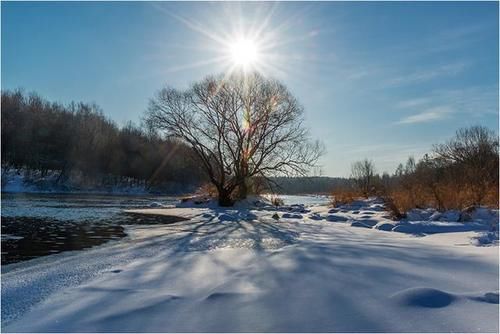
[229,39,258,66]
[160,2,312,78]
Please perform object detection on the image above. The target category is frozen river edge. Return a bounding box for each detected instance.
[2,199,499,332]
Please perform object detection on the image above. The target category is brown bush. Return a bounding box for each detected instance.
[483,184,500,208]
[269,195,284,207]
[382,195,405,220]
[196,182,218,198]
[387,180,499,216]
[330,187,361,207]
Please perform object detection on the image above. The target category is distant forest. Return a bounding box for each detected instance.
[1,89,206,192]
[1,89,340,194]
[270,177,350,194]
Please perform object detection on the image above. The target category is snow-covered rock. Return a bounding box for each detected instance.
[391,221,491,234]
[282,213,303,219]
[406,208,436,221]
[326,214,348,222]
[438,210,461,222]
[374,222,396,231]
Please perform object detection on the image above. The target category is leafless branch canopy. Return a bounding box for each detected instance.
[146,72,323,205]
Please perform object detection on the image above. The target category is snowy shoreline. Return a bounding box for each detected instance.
[2,196,498,332]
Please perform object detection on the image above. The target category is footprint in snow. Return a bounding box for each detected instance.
[205,292,247,301]
[109,269,122,274]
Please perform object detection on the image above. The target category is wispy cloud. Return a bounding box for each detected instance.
[397,106,453,124]
[396,97,431,109]
[385,62,468,87]
[395,85,498,125]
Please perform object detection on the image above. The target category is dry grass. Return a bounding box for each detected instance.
[388,183,499,214]
[269,195,284,207]
[195,182,218,198]
[330,188,361,207]
[330,179,498,220]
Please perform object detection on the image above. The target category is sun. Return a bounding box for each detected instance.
[229,39,258,67]
[159,2,315,78]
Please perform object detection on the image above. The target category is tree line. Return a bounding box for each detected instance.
[1,89,205,191]
[340,126,499,214]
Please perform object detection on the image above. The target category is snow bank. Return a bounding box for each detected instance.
[2,195,498,332]
[318,197,498,240]
[1,168,194,195]
[3,206,498,333]
[392,221,492,234]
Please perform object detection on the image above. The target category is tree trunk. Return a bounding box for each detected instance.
[218,188,234,207]
[236,178,248,200]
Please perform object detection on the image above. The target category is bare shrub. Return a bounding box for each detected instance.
[351,159,376,198]
[382,195,405,220]
[386,126,499,213]
[433,125,499,206]
[330,185,361,207]
[270,195,284,207]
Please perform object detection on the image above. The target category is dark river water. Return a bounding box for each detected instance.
[1,193,329,265]
[1,193,181,265]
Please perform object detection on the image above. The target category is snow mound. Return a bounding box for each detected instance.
[405,209,461,222]
[351,219,378,228]
[471,207,499,222]
[390,287,456,308]
[469,292,499,304]
[392,221,491,234]
[282,213,303,219]
[374,222,396,231]
[439,210,461,222]
[308,213,323,220]
[472,231,499,246]
[350,221,372,228]
[406,208,436,221]
[326,215,348,222]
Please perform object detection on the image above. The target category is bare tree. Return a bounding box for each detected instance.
[146,72,323,206]
[351,159,375,198]
[433,125,499,205]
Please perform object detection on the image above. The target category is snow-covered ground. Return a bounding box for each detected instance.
[1,168,194,195]
[2,197,498,332]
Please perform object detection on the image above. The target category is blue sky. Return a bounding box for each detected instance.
[2,1,498,177]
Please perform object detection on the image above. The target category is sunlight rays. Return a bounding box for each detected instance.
[152,2,318,80]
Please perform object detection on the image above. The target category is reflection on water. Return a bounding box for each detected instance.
[1,216,126,264]
[1,193,181,265]
[1,193,329,265]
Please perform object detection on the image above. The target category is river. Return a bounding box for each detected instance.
[1,193,329,265]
